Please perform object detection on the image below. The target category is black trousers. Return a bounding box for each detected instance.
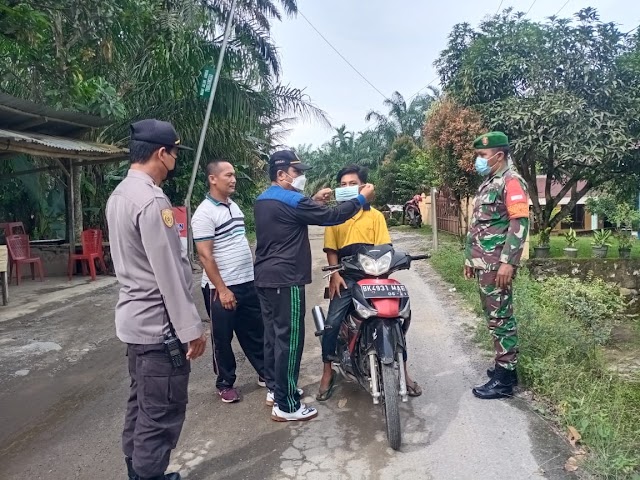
[256,286,305,413]
[123,343,190,478]
[202,281,265,390]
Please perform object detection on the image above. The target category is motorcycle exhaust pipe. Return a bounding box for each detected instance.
[312,306,326,337]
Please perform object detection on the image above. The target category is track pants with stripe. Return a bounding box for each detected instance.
[257,286,305,413]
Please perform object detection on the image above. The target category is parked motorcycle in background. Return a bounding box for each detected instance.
[313,245,430,450]
[403,194,422,229]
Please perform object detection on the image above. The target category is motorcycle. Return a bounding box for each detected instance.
[313,244,429,450]
[403,195,422,229]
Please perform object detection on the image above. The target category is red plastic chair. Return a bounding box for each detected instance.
[6,234,44,285]
[68,229,107,281]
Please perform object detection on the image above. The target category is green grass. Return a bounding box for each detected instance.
[535,233,640,259]
[428,243,640,478]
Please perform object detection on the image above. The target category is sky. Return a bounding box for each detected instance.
[270,0,640,148]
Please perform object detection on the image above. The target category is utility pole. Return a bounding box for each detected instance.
[431,187,438,251]
[184,0,238,263]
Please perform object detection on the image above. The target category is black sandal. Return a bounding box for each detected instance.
[407,381,423,397]
[316,370,337,401]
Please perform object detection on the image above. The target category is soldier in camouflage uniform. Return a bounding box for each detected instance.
[464,131,529,400]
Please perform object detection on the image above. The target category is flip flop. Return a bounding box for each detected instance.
[316,370,337,401]
[407,381,423,397]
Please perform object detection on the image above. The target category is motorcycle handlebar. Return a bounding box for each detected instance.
[321,264,343,272]
[409,254,431,261]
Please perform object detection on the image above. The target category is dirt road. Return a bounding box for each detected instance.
[0,228,570,479]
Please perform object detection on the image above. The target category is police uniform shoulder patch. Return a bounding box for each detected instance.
[161,209,175,228]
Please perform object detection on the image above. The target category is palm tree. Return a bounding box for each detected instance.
[0,0,328,221]
[365,88,440,143]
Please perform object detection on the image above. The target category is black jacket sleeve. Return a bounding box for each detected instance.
[292,195,365,226]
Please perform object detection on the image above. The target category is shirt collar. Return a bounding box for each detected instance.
[491,165,509,179]
[127,169,155,185]
[206,193,231,206]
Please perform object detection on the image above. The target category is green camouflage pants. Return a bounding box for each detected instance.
[477,269,518,370]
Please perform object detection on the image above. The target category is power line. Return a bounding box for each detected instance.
[496,0,505,14]
[297,9,389,102]
[524,0,538,16]
[625,24,640,35]
[554,0,571,17]
[407,76,439,102]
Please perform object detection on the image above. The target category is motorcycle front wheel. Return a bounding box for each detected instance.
[381,362,401,450]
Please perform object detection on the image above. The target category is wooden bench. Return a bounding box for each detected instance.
[0,245,7,305]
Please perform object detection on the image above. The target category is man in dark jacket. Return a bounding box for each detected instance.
[254,150,375,421]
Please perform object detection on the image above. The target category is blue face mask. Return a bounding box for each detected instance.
[475,153,498,176]
[335,185,360,202]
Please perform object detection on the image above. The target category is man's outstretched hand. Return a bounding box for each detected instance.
[313,188,332,205]
[359,183,375,203]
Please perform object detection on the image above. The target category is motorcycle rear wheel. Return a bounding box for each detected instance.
[381,363,401,450]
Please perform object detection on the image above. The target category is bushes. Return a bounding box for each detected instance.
[538,274,624,346]
[386,218,399,227]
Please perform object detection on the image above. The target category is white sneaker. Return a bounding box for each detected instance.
[271,403,318,422]
[266,388,304,406]
[258,377,266,388]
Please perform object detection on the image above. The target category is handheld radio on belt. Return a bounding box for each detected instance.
[162,298,186,368]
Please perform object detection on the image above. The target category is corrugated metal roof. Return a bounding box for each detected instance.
[0,128,128,161]
[0,92,112,137]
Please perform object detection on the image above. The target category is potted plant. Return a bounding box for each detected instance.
[611,203,640,259]
[617,229,634,259]
[534,227,552,258]
[563,228,578,258]
[587,197,640,259]
[591,229,612,258]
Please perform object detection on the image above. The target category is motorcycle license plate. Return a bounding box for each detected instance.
[360,284,408,298]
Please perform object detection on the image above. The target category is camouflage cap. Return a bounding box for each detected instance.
[473,131,509,149]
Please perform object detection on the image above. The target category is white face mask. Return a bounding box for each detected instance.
[285,173,307,192]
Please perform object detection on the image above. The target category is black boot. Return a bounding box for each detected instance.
[473,366,517,399]
[486,365,518,386]
[125,457,137,480]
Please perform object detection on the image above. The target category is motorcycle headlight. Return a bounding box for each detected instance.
[358,252,392,276]
[353,298,377,319]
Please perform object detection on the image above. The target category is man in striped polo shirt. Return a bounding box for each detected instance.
[192,159,265,403]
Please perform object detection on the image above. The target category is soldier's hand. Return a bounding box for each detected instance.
[219,288,237,310]
[496,263,515,288]
[329,272,348,300]
[313,188,332,205]
[187,333,207,360]
[360,184,375,203]
[464,266,474,280]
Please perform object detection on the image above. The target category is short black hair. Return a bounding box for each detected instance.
[206,159,231,177]
[493,146,510,157]
[269,164,279,182]
[336,165,368,184]
[129,140,164,164]
[269,164,293,182]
